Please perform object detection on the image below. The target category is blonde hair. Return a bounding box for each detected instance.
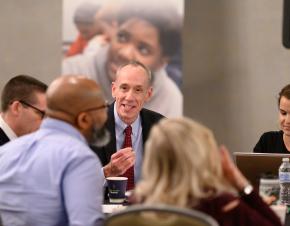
[135,117,236,208]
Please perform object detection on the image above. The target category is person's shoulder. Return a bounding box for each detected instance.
[154,69,182,97]
[0,132,36,158]
[260,131,282,139]
[63,54,96,66]
[141,108,165,120]
[62,54,97,75]
[40,120,95,157]
[163,73,182,99]
[63,53,86,62]
[196,192,238,213]
[45,133,98,165]
[210,192,237,204]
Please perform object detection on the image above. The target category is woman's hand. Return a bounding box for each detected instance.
[220,145,250,191]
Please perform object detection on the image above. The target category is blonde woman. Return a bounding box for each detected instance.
[134,117,281,226]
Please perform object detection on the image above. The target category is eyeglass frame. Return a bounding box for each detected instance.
[82,102,110,113]
[19,100,46,119]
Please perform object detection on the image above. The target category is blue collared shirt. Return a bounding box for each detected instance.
[0,118,104,226]
[114,104,143,182]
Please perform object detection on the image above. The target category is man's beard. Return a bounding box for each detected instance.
[90,126,110,147]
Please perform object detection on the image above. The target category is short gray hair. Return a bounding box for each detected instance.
[116,60,152,85]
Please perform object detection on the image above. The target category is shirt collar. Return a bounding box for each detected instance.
[0,114,17,140]
[113,103,141,137]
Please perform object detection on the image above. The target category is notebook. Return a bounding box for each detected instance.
[234,152,290,188]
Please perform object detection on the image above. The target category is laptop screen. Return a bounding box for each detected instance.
[234,152,290,188]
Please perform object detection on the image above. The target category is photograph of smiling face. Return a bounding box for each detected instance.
[112,64,152,125]
[106,17,167,81]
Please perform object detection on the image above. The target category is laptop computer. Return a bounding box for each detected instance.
[234,152,290,188]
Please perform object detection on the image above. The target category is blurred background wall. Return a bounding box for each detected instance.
[0,0,62,92]
[183,0,290,153]
[0,0,290,154]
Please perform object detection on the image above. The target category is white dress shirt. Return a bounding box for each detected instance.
[0,114,17,140]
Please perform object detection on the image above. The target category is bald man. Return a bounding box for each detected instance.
[0,76,108,226]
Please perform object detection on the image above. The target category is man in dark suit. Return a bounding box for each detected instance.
[0,75,47,146]
[0,128,9,145]
[92,61,164,189]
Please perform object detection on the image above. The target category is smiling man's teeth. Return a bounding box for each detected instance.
[122,104,134,110]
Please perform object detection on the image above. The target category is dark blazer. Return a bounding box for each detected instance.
[0,127,10,146]
[91,103,164,166]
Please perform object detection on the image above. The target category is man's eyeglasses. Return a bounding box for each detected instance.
[19,100,45,119]
[83,102,110,113]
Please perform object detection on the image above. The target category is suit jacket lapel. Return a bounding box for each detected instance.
[0,127,10,146]
[104,103,117,161]
[140,109,150,149]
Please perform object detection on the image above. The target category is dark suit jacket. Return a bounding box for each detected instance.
[0,127,10,146]
[91,103,164,166]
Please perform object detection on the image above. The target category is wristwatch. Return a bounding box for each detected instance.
[239,184,254,196]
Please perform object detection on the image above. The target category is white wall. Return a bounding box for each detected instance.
[0,0,62,96]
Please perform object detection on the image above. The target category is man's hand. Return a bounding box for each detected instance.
[103,147,135,177]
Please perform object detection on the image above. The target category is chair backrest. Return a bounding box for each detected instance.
[104,204,219,226]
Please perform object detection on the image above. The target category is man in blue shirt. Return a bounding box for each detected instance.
[0,76,109,226]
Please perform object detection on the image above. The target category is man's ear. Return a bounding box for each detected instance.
[75,112,92,130]
[9,101,21,116]
[145,86,153,102]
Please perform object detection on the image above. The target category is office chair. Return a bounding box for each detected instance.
[104,204,219,226]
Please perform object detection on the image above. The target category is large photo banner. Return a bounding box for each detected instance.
[62,0,184,117]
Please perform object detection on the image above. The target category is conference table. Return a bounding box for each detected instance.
[102,204,126,214]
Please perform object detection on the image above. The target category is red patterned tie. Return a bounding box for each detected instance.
[121,125,134,190]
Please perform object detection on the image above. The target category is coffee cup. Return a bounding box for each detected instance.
[106,177,128,203]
